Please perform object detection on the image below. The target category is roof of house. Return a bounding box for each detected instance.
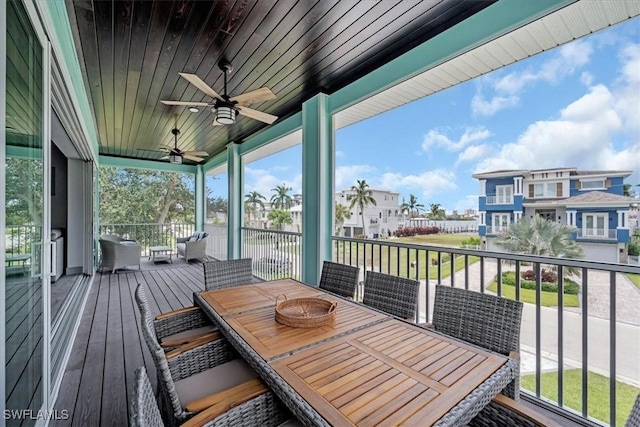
[571,170,633,177]
[561,191,637,205]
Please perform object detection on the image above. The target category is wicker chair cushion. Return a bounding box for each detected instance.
[177,243,186,251]
[160,325,216,345]
[362,271,419,319]
[174,358,258,408]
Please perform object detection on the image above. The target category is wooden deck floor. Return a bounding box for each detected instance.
[51,263,206,427]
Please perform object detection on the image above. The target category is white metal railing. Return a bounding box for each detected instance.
[486,195,514,205]
[577,229,617,240]
[205,224,228,260]
[98,223,194,256]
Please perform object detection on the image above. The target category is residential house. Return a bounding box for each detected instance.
[474,168,635,263]
[336,187,400,238]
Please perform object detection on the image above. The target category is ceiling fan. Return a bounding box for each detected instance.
[161,59,278,126]
[137,128,208,164]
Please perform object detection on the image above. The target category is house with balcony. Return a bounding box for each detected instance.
[336,187,400,238]
[474,168,635,263]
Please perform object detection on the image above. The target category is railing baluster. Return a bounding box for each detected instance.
[610,271,616,427]
[497,259,502,296]
[557,265,564,407]
[535,261,541,397]
[450,252,455,287]
[479,256,485,292]
[464,255,469,290]
[582,268,589,419]
[515,261,521,301]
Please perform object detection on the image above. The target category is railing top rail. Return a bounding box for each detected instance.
[99,223,194,226]
[242,227,302,237]
[332,235,640,274]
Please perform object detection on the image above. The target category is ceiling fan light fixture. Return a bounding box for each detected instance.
[188,107,199,113]
[216,104,236,125]
[169,153,182,164]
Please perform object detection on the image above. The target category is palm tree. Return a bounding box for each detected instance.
[347,180,377,236]
[335,204,352,236]
[244,191,266,226]
[429,203,445,220]
[270,184,293,210]
[400,194,424,220]
[496,215,584,275]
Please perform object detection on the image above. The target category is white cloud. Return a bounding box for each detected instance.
[335,150,345,158]
[470,94,519,116]
[473,80,639,183]
[244,167,302,199]
[472,39,594,116]
[422,127,491,151]
[455,144,493,167]
[580,71,594,86]
[377,169,458,200]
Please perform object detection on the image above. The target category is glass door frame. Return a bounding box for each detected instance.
[1,0,52,420]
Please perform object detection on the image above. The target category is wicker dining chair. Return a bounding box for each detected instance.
[131,366,292,427]
[430,284,523,400]
[626,393,640,427]
[318,261,360,299]
[133,284,217,352]
[203,259,253,291]
[362,271,419,320]
[135,284,288,426]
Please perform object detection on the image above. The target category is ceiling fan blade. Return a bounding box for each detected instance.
[230,87,276,105]
[161,100,209,106]
[183,154,204,162]
[179,73,223,101]
[183,151,209,156]
[160,155,169,160]
[236,106,278,124]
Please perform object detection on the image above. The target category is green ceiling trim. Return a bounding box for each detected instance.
[39,0,99,157]
[328,0,575,114]
[238,112,302,156]
[6,145,42,159]
[99,155,197,174]
[202,151,227,173]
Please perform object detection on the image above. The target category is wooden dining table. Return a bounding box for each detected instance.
[195,278,518,427]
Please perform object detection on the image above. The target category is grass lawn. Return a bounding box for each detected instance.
[626,273,640,290]
[394,234,476,247]
[487,281,579,307]
[333,237,478,280]
[521,369,639,426]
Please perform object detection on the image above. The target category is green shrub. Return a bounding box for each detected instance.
[501,271,579,295]
[629,241,640,256]
[460,237,481,247]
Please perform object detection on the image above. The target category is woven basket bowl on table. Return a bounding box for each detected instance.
[275,295,337,328]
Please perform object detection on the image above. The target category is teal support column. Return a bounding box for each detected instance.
[195,165,205,231]
[301,93,333,286]
[227,143,242,260]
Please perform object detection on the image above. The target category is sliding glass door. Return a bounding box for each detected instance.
[4,0,49,424]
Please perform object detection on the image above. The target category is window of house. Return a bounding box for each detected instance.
[584,213,607,237]
[496,185,513,204]
[534,183,544,197]
[492,213,510,231]
[581,180,605,189]
[546,183,557,197]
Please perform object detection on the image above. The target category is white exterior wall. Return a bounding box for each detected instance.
[336,188,400,238]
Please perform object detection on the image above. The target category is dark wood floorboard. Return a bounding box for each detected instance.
[52,261,206,426]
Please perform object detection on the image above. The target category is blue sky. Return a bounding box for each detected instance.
[209,18,639,213]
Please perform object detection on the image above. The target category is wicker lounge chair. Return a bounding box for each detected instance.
[177,231,208,263]
[99,234,142,273]
[203,259,253,291]
[131,366,291,427]
[362,271,419,320]
[135,284,287,426]
[318,261,359,299]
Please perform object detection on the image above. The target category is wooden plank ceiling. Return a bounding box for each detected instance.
[66,0,495,164]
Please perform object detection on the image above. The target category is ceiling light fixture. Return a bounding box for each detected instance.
[169,153,182,164]
[188,107,199,113]
[216,103,236,125]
